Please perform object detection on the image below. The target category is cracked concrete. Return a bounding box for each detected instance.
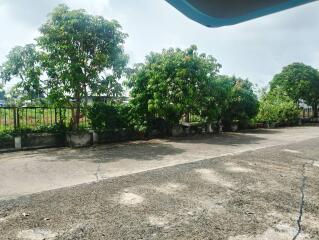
[1,126,319,239]
[1,132,319,239]
[293,162,310,240]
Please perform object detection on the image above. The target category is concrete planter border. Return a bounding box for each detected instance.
[66,132,93,148]
[21,133,66,149]
[0,136,15,151]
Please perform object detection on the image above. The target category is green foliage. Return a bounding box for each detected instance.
[256,88,300,125]
[37,4,128,129]
[0,123,67,138]
[0,44,43,102]
[200,75,233,123]
[271,63,319,117]
[128,45,221,131]
[88,102,131,132]
[91,75,124,98]
[220,76,259,127]
[0,83,5,100]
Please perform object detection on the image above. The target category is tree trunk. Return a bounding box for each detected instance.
[206,123,213,133]
[185,113,190,122]
[72,92,81,131]
[312,104,318,118]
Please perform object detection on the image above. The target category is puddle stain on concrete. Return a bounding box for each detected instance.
[224,162,254,173]
[148,215,169,228]
[154,182,187,195]
[118,192,144,205]
[17,229,57,240]
[195,168,233,188]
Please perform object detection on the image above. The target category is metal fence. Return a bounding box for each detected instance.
[0,107,89,130]
[301,107,317,119]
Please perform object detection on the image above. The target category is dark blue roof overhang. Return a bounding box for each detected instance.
[166,0,316,27]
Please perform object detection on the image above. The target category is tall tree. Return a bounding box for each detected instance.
[270,63,319,117]
[0,44,42,102]
[220,76,259,127]
[128,45,221,131]
[37,4,128,130]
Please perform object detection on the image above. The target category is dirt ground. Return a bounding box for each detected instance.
[0,126,319,239]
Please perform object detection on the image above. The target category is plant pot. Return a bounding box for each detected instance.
[230,124,239,132]
[66,132,93,148]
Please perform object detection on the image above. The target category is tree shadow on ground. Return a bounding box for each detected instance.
[39,142,185,163]
[239,129,282,134]
[33,129,282,163]
[169,132,268,146]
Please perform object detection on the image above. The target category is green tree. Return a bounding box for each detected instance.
[37,4,128,130]
[257,87,300,125]
[0,83,5,100]
[220,76,259,128]
[91,75,124,98]
[199,75,233,131]
[5,84,26,106]
[0,44,43,102]
[270,63,319,117]
[128,45,221,131]
[88,102,131,131]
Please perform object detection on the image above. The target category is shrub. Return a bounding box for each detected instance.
[0,124,67,137]
[220,76,259,129]
[256,88,300,126]
[88,102,132,132]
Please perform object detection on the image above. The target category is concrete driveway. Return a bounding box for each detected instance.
[1,126,319,200]
[0,127,319,239]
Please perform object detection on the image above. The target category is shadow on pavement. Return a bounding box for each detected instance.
[39,142,185,163]
[170,133,267,146]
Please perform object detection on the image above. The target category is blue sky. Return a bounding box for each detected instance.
[1,0,319,89]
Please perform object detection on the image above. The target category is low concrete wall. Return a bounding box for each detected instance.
[97,129,143,144]
[0,136,15,151]
[66,132,93,148]
[21,133,66,149]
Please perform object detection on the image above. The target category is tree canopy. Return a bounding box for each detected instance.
[0,4,315,133]
[219,76,259,127]
[270,63,319,117]
[0,44,43,102]
[257,87,300,125]
[36,4,128,129]
[128,45,221,131]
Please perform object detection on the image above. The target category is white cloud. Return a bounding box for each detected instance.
[0,0,319,88]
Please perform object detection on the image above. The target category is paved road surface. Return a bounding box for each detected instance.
[1,126,319,200]
[0,126,319,239]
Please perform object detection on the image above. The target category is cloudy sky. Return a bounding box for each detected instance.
[1,0,319,89]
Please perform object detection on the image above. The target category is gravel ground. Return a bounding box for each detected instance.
[0,137,319,240]
[2,126,319,200]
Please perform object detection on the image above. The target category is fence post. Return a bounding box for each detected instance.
[59,108,63,125]
[13,107,17,130]
[54,108,57,125]
[16,108,20,129]
[15,136,22,150]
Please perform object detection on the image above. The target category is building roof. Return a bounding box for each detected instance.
[167,0,315,27]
